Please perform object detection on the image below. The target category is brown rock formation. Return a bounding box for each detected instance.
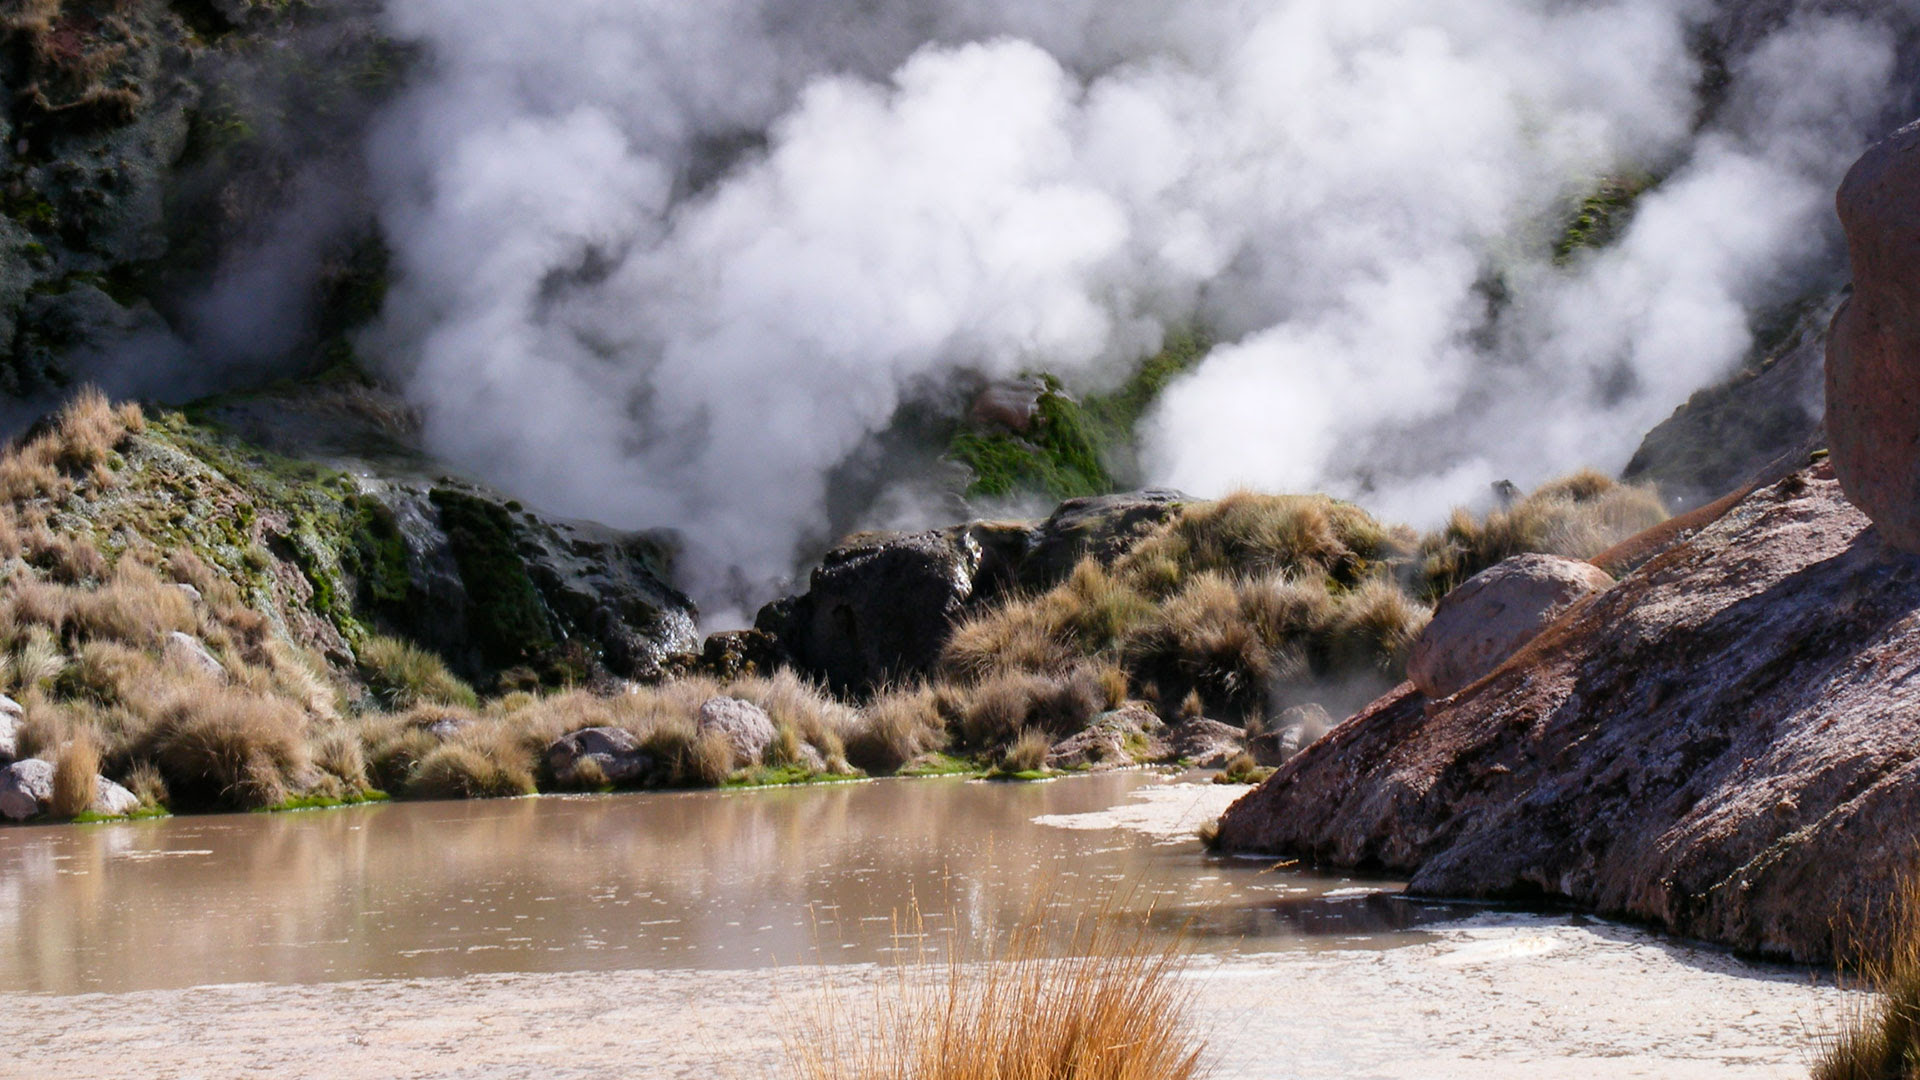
[1828,120,1920,551]
[1406,554,1614,699]
[1215,465,1920,962]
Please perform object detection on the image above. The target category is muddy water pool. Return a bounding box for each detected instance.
[0,773,1857,1078]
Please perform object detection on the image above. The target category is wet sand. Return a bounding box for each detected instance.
[4,914,1844,1079]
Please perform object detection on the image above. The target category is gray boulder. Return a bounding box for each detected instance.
[92,779,140,817]
[545,727,651,786]
[0,759,54,821]
[1168,718,1245,769]
[697,698,777,766]
[1407,554,1614,699]
[0,706,17,768]
[1047,706,1165,771]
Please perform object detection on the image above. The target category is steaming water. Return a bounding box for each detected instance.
[0,773,1458,995]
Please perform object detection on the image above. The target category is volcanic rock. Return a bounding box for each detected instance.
[756,492,1185,695]
[164,631,227,680]
[1406,554,1614,698]
[1046,706,1165,771]
[1169,718,1245,769]
[0,759,54,822]
[1828,120,1920,552]
[755,527,1008,694]
[1214,465,1920,962]
[696,697,777,765]
[545,727,651,786]
[92,778,140,817]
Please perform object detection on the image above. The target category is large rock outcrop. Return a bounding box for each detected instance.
[1828,119,1920,552]
[1216,465,1920,962]
[756,491,1184,694]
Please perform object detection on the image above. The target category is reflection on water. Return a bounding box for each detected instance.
[0,774,1440,994]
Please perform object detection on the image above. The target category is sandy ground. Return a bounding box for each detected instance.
[2,914,1850,1080]
[1,782,1859,1078]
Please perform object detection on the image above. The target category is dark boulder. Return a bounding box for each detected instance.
[755,491,1186,696]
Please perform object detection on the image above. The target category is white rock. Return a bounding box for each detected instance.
[91,778,141,817]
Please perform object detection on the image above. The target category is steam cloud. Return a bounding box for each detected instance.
[359,0,1908,618]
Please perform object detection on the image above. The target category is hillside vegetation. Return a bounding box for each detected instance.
[0,389,1669,818]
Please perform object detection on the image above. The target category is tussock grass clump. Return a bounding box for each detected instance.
[1815,872,1920,1080]
[50,734,100,818]
[957,668,1103,752]
[787,907,1206,1080]
[935,491,1426,732]
[143,691,311,809]
[409,741,536,800]
[358,634,478,709]
[997,727,1052,775]
[1116,490,1403,597]
[846,684,959,773]
[1416,470,1666,600]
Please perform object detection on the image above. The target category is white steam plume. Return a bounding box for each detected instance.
[361,0,1907,618]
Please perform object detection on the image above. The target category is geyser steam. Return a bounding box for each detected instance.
[360,0,1908,617]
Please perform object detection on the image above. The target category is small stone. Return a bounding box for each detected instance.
[163,632,226,681]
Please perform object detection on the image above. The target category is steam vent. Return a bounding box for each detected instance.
[1829,119,1920,546]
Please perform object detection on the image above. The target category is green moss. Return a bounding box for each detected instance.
[985,768,1054,782]
[722,764,859,788]
[896,753,981,777]
[951,379,1111,500]
[254,790,392,813]
[1553,175,1654,264]
[71,806,172,823]
[430,488,554,668]
[947,333,1208,502]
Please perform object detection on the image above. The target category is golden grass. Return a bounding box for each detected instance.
[1417,470,1666,600]
[787,907,1206,1080]
[957,668,1103,752]
[50,733,99,817]
[1815,871,1920,1080]
[998,727,1051,773]
[846,685,949,772]
[358,634,478,709]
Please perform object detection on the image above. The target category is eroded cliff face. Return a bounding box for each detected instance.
[1216,466,1920,962]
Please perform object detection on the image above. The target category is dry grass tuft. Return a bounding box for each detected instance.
[787,906,1206,1080]
[957,668,1103,752]
[998,727,1052,774]
[1815,871,1920,1080]
[50,732,100,817]
[143,691,310,810]
[358,634,478,709]
[1417,470,1666,600]
[408,740,536,799]
[847,685,949,773]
